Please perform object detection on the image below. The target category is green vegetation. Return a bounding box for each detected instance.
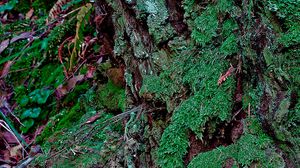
[0,0,299,167]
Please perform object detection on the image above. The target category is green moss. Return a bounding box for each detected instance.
[222,19,238,38]
[191,6,218,46]
[152,47,235,167]
[56,103,83,130]
[279,23,300,47]
[32,0,57,13]
[96,80,126,112]
[189,118,285,168]
[46,18,76,54]
[36,119,57,143]
[220,34,238,57]
[157,124,189,168]
[63,82,90,103]
[267,0,300,28]
[39,64,65,87]
[35,106,122,167]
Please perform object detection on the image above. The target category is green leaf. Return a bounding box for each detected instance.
[19,96,29,107]
[21,108,41,119]
[20,119,34,133]
[29,88,52,104]
[0,0,18,12]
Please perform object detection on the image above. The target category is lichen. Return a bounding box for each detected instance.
[136,0,175,44]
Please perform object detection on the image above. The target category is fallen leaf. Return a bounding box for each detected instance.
[84,113,101,124]
[9,144,22,158]
[10,32,32,43]
[218,65,235,85]
[3,131,18,144]
[0,61,13,78]
[25,8,34,20]
[0,40,9,54]
[55,75,85,99]
[67,75,84,90]
[55,85,68,99]
[47,0,71,23]
[0,32,32,55]
[86,66,96,78]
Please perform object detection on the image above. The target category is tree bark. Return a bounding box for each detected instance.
[94,0,299,167]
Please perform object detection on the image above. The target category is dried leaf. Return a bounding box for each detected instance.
[25,8,34,20]
[48,0,71,22]
[67,74,84,90]
[84,113,101,124]
[10,32,32,43]
[0,32,32,55]
[0,61,13,79]
[0,40,9,54]
[3,131,18,144]
[58,36,74,77]
[9,144,22,158]
[55,75,85,98]
[86,66,96,78]
[218,65,235,85]
[55,85,68,99]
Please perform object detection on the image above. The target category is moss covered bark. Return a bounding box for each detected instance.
[1,0,298,167]
[92,0,300,167]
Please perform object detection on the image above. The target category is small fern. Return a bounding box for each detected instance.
[70,3,93,70]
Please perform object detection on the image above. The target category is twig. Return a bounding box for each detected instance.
[44,106,166,162]
[231,108,243,120]
[0,120,28,155]
[0,158,15,165]
[0,110,29,148]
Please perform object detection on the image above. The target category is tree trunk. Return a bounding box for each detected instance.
[94,0,299,167]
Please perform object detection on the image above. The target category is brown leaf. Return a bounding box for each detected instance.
[0,61,13,79]
[218,65,235,85]
[0,32,32,55]
[107,68,125,87]
[10,32,32,43]
[3,131,18,144]
[55,85,68,99]
[55,75,85,99]
[84,113,101,125]
[25,8,34,20]
[67,75,84,90]
[58,36,74,78]
[9,144,22,159]
[47,0,71,23]
[0,40,9,54]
